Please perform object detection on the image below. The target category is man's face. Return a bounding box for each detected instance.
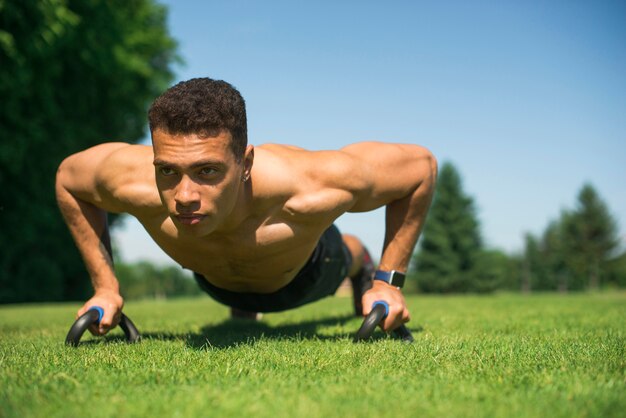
[152,129,250,237]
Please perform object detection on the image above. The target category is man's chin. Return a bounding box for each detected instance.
[176,225,214,238]
[171,216,214,235]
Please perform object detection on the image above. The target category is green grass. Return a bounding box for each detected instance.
[1,293,624,418]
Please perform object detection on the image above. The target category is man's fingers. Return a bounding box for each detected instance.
[78,307,117,335]
[76,306,87,319]
[362,303,373,317]
[76,292,124,336]
[381,307,410,332]
[88,323,101,336]
[98,308,121,334]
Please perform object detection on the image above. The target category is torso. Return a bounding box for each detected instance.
[108,144,355,293]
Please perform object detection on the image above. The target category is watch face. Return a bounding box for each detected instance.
[389,271,406,288]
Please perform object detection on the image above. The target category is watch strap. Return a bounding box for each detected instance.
[373,270,406,288]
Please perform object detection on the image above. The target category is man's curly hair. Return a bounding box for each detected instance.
[148,78,247,162]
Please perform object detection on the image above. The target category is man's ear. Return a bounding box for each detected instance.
[243,145,254,180]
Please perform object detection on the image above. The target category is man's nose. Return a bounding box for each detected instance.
[174,176,200,206]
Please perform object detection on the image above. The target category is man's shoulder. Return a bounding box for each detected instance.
[97,143,153,173]
[252,143,364,218]
[253,143,328,189]
[95,143,151,182]
[255,143,355,171]
[94,144,161,213]
[254,142,366,188]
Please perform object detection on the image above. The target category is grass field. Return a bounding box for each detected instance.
[1,292,624,418]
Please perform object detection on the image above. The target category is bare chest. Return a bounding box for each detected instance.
[137,215,329,293]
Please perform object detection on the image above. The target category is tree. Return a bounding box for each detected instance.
[471,248,517,292]
[521,183,622,292]
[561,184,620,290]
[523,215,582,292]
[412,161,484,292]
[541,218,572,291]
[605,251,626,288]
[0,0,178,303]
[521,233,541,292]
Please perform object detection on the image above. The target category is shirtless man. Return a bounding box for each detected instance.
[55,78,437,336]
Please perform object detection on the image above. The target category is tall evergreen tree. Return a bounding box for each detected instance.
[561,183,620,290]
[522,183,622,292]
[472,248,515,292]
[606,251,626,288]
[412,161,483,292]
[540,218,571,291]
[523,222,574,292]
[521,233,541,292]
[0,0,178,303]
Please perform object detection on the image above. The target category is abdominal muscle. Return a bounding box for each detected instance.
[195,245,317,293]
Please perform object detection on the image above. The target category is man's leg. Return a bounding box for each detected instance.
[342,234,375,316]
[230,307,261,320]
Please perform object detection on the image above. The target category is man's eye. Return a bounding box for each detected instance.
[200,167,217,175]
[159,167,176,176]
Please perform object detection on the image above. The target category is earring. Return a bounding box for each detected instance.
[242,173,250,182]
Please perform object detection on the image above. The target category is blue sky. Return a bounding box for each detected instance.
[112,0,626,264]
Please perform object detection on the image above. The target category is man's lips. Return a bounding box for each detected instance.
[175,214,206,225]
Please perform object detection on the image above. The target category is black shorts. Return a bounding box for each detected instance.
[193,224,352,313]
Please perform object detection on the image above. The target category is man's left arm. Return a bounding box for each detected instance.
[340,142,438,331]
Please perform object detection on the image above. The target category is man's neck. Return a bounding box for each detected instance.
[212,179,255,235]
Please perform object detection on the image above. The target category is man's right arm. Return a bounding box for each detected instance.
[55,142,130,335]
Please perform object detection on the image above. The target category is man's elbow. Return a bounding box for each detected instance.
[414,146,437,189]
[55,155,72,193]
[55,152,88,203]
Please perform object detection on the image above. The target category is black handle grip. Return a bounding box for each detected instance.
[117,314,141,344]
[65,309,141,347]
[353,303,414,343]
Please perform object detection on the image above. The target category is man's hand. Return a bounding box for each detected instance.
[77,290,124,336]
[361,280,410,332]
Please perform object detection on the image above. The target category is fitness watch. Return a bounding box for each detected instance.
[373,270,406,289]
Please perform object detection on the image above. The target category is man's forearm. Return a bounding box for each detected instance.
[56,184,119,293]
[379,160,437,272]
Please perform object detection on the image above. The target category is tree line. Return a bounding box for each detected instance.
[411,162,624,293]
[114,260,202,300]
